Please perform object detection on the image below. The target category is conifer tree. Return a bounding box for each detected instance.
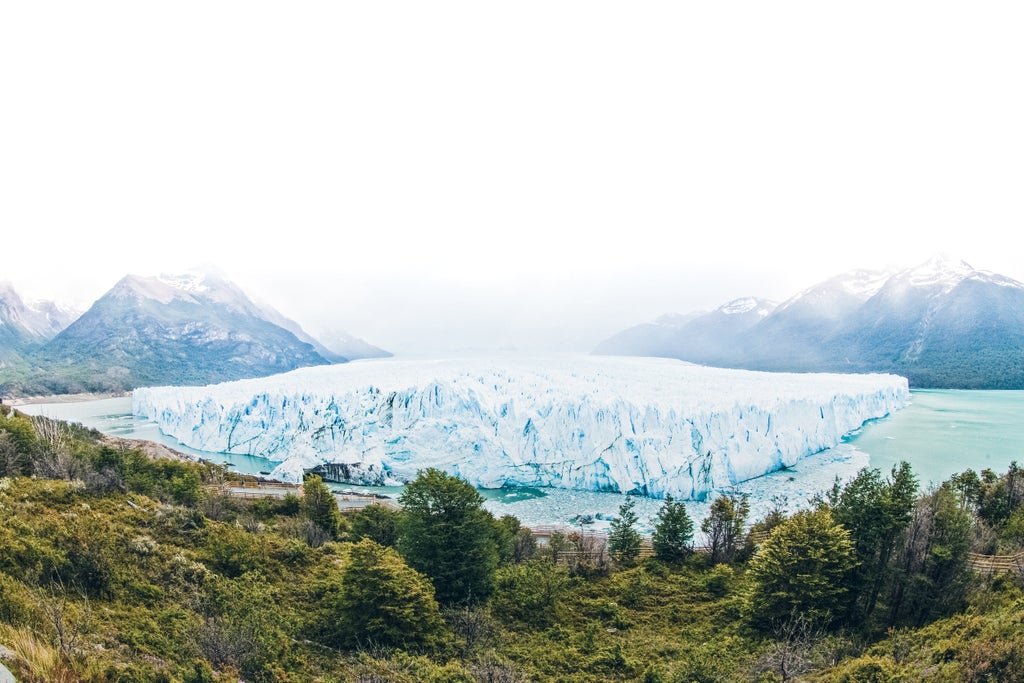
[652,494,694,563]
[608,496,642,566]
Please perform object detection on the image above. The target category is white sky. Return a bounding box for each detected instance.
[2,2,1022,354]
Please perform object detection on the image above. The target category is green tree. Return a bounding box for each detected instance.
[608,496,642,567]
[0,411,36,475]
[701,493,749,565]
[301,475,343,541]
[886,483,972,627]
[979,462,1024,528]
[397,468,499,604]
[748,508,857,630]
[652,494,693,563]
[350,503,402,547]
[325,538,447,651]
[831,462,917,621]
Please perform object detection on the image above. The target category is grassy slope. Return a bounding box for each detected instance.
[1,409,1022,682]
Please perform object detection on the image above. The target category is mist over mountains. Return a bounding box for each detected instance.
[4,256,1022,395]
[0,270,389,395]
[0,281,81,364]
[595,256,1024,389]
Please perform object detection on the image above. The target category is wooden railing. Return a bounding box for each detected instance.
[967,550,1024,575]
[207,482,401,510]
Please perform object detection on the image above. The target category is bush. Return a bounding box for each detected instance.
[323,538,448,652]
[489,560,570,628]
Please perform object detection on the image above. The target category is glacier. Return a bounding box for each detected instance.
[131,355,909,500]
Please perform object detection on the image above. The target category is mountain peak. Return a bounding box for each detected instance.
[717,297,776,316]
[110,274,198,305]
[901,254,975,290]
[0,281,79,342]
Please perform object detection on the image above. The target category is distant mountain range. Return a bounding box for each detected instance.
[0,282,80,364]
[0,270,389,395]
[595,256,1024,389]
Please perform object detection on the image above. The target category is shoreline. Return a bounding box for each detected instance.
[7,391,129,407]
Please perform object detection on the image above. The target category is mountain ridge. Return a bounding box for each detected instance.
[594,256,1024,389]
[0,271,389,395]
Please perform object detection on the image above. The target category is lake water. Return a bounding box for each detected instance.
[18,390,1024,532]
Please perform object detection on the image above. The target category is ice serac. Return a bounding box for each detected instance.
[132,356,909,499]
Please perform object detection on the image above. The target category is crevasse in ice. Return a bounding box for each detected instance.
[132,356,909,499]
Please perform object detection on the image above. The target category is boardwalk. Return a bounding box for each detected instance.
[208,480,401,511]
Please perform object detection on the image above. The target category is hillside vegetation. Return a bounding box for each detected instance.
[1,405,1023,682]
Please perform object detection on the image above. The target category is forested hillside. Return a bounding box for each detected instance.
[1,405,1023,681]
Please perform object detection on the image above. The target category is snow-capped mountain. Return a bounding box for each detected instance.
[594,298,776,364]
[0,282,79,362]
[595,256,1024,388]
[133,356,908,498]
[735,268,897,372]
[833,257,1024,386]
[19,270,336,393]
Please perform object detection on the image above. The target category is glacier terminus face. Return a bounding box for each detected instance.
[132,355,909,500]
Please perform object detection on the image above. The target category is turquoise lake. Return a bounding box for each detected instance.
[842,389,1024,487]
[17,389,1024,531]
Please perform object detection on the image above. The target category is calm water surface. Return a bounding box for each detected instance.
[844,389,1024,486]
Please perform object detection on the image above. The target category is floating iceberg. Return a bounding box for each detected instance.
[132,355,909,499]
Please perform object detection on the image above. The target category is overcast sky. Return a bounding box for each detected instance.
[2,2,1022,354]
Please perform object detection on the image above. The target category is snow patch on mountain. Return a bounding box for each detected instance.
[0,282,79,339]
[719,297,776,316]
[903,254,975,291]
[133,356,909,499]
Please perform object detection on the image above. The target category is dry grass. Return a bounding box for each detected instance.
[0,625,78,683]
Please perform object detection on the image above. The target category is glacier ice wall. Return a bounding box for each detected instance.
[132,356,909,499]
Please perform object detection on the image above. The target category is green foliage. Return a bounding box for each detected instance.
[703,563,735,598]
[748,508,857,630]
[491,514,519,565]
[652,494,693,563]
[490,560,570,628]
[511,526,538,563]
[608,496,642,567]
[91,445,212,505]
[203,524,268,578]
[831,462,917,622]
[820,654,904,682]
[398,468,499,604]
[349,503,402,547]
[701,493,750,565]
[324,538,448,652]
[975,462,1024,549]
[0,571,34,626]
[0,410,36,476]
[195,571,293,680]
[4,410,1024,682]
[886,483,972,627]
[301,474,344,541]
[0,409,37,452]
